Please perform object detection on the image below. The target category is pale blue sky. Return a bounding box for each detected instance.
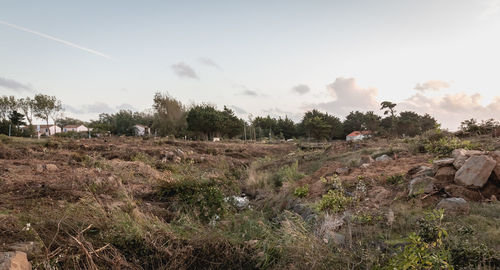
[1,0,499,129]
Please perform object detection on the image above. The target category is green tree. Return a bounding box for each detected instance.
[18,97,35,127]
[186,104,221,140]
[9,110,26,127]
[276,116,296,139]
[0,96,17,120]
[33,94,62,135]
[220,106,244,138]
[380,101,397,117]
[151,92,187,136]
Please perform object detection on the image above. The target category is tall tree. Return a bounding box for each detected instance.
[18,97,35,127]
[33,94,62,135]
[380,101,397,117]
[151,92,187,136]
[0,96,17,120]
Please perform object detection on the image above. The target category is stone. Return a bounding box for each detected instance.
[408,165,432,176]
[453,154,469,170]
[452,149,486,170]
[434,166,456,182]
[335,167,351,175]
[436,197,469,215]
[359,163,370,169]
[368,186,391,203]
[164,151,175,160]
[408,177,435,197]
[375,154,391,162]
[454,155,496,188]
[6,242,40,260]
[230,196,250,210]
[360,155,374,165]
[173,156,181,163]
[0,251,31,270]
[44,164,58,172]
[444,184,482,201]
[432,158,454,173]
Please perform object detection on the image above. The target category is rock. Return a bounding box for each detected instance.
[6,242,40,260]
[293,203,313,220]
[432,158,454,173]
[0,251,31,270]
[454,155,496,188]
[359,163,370,169]
[164,151,175,160]
[360,155,374,165]
[386,209,395,226]
[434,166,456,182]
[335,167,351,175]
[408,177,435,197]
[452,149,486,170]
[317,214,345,244]
[436,197,470,215]
[444,185,482,201]
[408,165,432,176]
[45,164,58,171]
[229,196,250,210]
[173,156,181,163]
[368,186,391,203]
[453,154,469,170]
[375,155,391,162]
[175,149,186,159]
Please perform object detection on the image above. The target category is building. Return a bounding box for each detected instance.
[35,124,61,137]
[346,131,372,141]
[134,124,150,136]
[63,124,88,133]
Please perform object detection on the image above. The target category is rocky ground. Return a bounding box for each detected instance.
[0,135,499,269]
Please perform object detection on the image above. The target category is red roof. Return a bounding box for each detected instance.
[347,131,362,137]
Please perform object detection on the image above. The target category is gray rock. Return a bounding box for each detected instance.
[7,242,40,260]
[375,154,391,162]
[432,158,455,173]
[359,163,370,169]
[454,155,496,188]
[335,167,351,175]
[0,251,31,270]
[408,176,435,197]
[434,166,456,182]
[491,151,500,181]
[436,197,469,215]
[293,203,314,219]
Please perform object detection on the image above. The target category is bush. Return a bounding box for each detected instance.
[158,178,226,222]
[317,179,352,213]
[270,161,304,187]
[293,185,309,198]
[386,174,405,185]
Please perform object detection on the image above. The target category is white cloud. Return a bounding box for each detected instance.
[291,84,310,94]
[0,76,32,92]
[414,80,450,92]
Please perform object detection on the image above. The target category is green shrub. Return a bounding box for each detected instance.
[270,161,304,187]
[317,179,352,213]
[424,137,476,156]
[158,178,226,222]
[386,174,405,185]
[293,185,309,198]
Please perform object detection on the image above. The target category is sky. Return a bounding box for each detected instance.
[1,0,499,130]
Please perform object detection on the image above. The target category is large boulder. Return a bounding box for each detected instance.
[434,166,456,182]
[0,251,31,270]
[452,149,486,170]
[408,177,435,197]
[436,197,470,215]
[454,155,496,188]
[408,165,433,178]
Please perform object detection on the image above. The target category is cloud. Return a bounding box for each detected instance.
[64,102,114,115]
[234,84,260,97]
[198,57,221,70]
[171,62,198,79]
[480,0,500,20]
[229,105,247,115]
[400,92,500,130]
[0,76,32,92]
[116,103,136,111]
[291,84,310,94]
[0,20,111,59]
[307,77,378,116]
[414,80,450,92]
[241,89,258,96]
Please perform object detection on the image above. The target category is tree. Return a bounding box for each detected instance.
[343,111,366,135]
[33,94,62,135]
[220,106,244,138]
[186,104,222,140]
[9,110,26,127]
[380,101,397,117]
[276,116,296,139]
[0,96,17,120]
[18,97,35,127]
[56,117,84,129]
[151,92,187,136]
[397,111,421,137]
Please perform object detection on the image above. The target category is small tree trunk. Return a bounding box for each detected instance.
[46,117,50,135]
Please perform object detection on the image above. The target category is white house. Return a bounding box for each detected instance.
[63,124,88,133]
[346,131,372,141]
[134,124,150,136]
[36,124,61,136]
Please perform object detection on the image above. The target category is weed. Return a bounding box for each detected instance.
[293,185,309,198]
[386,174,405,185]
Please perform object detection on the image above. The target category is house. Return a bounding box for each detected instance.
[63,124,88,133]
[346,131,372,141]
[35,124,61,137]
[134,124,150,136]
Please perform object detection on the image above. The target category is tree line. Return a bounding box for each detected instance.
[1,92,441,140]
